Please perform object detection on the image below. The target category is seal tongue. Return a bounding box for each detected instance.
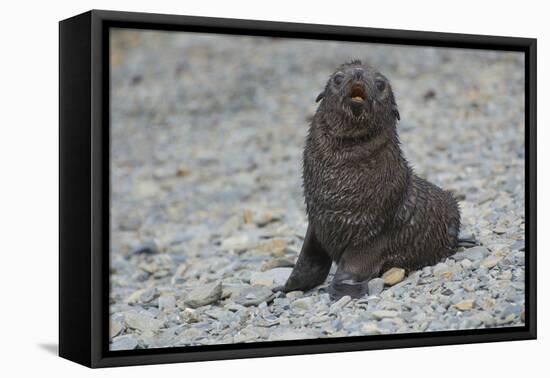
[350,83,365,102]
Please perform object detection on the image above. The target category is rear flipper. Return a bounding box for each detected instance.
[328,244,384,300]
[457,237,479,248]
[283,224,332,293]
[328,267,369,300]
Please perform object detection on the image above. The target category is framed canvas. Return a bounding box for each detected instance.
[59,9,537,368]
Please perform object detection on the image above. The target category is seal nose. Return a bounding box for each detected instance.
[353,68,363,81]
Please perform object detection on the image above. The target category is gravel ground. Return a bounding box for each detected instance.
[108,29,525,351]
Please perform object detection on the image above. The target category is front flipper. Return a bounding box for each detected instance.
[283,224,332,292]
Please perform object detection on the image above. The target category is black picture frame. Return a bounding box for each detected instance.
[59,9,537,368]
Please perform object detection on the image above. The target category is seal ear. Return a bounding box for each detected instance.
[315,91,325,103]
[391,96,400,120]
[392,106,400,121]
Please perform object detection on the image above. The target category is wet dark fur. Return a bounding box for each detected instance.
[284,61,461,299]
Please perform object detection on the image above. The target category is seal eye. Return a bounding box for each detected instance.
[333,73,344,86]
[375,80,386,92]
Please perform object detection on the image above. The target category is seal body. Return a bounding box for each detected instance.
[284,60,460,299]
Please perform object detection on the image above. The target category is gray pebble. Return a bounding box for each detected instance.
[250,268,292,288]
[234,286,274,307]
[453,246,490,261]
[158,294,176,311]
[111,334,138,351]
[329,295,352,314]
[291,297,314,311]
[127,240,159,258]
[140,287,159,303]
[367,278,385,296]
[186,281,222,308]
[124,311,164,332]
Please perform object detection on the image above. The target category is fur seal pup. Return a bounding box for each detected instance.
[284,60,463,299]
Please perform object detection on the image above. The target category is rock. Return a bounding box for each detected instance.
[243,209,253,224]
[255,314,280,327]
[279,315,291,326]
[367,278,385,296]
[461,258,473,269]
[428,319,445,330]
[496,313,517,325]
[110,319,124,339]
[421,266,433,276]
[255,211,283,227]
[158,295,176,311]
[224,302,247,312]
[185,281,222,308]
[218,215,241,236]
[174,259,188,272]
[143,329,179,348]
[382,268,405,286]
[291,297,314,311]
[234,326,262,343]
[153,269,171,279]
[126,240,159,258]
[454,299,475,311]
[493,226,507,235]
[480,255,502,269]
[152,165,176,179]
[124,311,164,332]
[310,315,330,324]
[250,268,292,287]
[453,246,489,261]
[139,287,159,303]
[119,217,141,231]
[269,328,318,341]
[286,290,303,299]
[171,263,188,284]
[134,180,159,198]
[482,298,496,310]
[511,240,525,251]
[473,311,495,326]
[234,286,274,306]
[329,330,349,337]
[499,270,513,280]
[221,234,251,251]
[371,310,399,320]
[126,289,146,304]
[111,334,138,351]
[503,304,523,317]
[255,239,287,256]
[180,308,201,323]
[221,283,248,299]
[260,258,295,271]
[176,165,190,177]
[361,322,383,334]
[329,295,352,313]
[433,263,452,279]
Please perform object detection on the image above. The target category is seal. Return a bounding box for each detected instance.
[284,60,463,299]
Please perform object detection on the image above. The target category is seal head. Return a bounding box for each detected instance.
[315,60,400,142]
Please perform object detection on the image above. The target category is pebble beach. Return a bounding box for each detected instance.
[108,29,526,351]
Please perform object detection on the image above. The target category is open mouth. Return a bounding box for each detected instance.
[350,83,366,103]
